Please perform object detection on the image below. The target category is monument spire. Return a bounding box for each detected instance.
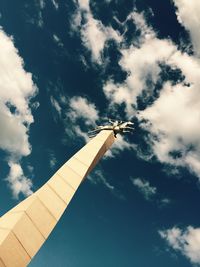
[0,120,134,267]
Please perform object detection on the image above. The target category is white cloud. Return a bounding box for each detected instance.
[50,94,133,156]
[105,134,135,158]
[130,13,200,179]
[67,96,134,154]
[69,96,99,125]
[49,151,57,169]
[50,96,62,117]
[103,35,176,116]
[38,0,45,9]
[6,162,33,199]
[173,0,200,55]
[52,0,59,10]
[131,178,171,205]
[63,96,99,142]
[82,14,122,63]
[100,9,200,180]
[160,226,200,265]
[29,0,45,28]
[72,0,122,63]
[78,0,90,12]
[88,169,114,192]
[160,198,171,206]
[88,169,125,200]
[0,29,36,156]
[0,29,37,197]
[131,177,156,200]
[53,34,64,47]
[127,11,155,43]
[139,51,200,178]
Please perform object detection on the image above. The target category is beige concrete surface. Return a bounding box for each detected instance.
[0,229,30,267]
[0,258,6,267]
[0,130,115,266]
[35,185,66,221]
[12,214,45,258]
[48,174,75,204]
[57,165,82,190]
[25,198,57,239]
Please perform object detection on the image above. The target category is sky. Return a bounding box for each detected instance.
[0,0,200,266]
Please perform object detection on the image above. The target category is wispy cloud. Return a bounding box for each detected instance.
[50,96,62,117]
[72,0,122,63]
[103,13,176,116]
[50,95,98,142]
[51,0,59,10]
[88,169,125,200]
[50,93,134,159]
[160,226,200,265]
[131,177,157,200]
[69,96,99,125]
[131,177,170,205]
[6,162,33,199]
[105,134,135,158]
[88,169,114,192]
[25,0,45,28]
[53,34,64,47]
[49,151,57,169]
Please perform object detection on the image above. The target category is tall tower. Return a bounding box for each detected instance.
[0,121,134,267]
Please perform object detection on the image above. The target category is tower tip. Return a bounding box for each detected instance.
[88,119,134,138]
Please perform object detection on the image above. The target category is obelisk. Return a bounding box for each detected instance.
[0,130,115,267]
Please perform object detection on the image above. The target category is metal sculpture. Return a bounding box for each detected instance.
[88,119,134,138]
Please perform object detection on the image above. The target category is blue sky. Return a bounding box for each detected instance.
[0,0,200,266]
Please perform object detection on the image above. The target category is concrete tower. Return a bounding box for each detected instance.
[0,121,134,267]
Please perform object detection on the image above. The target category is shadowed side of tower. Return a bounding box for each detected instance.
[0,130,115,267]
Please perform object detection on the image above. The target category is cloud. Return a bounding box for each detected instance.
[97,9,200,180]
[103,33,176,116]
[53,34,64,47]
[28,0,45,28]
[139,51,200,178]
[88,169,114,192]
[49,151,57,169]
[81,15,122,63]
[105,134,135,158]
[88,169,125,200]
[160,226,200,265]
[67,96,134,155]
[103,12,177,116]
[69,96,99,125]
[131,178,171,205]
[51,0,59,10]
[160,198,171,206]
[173,0,200,55]
[131,11,200,179]
[6,162,33,199]
[58,95,99,143]
[131,177,157,200]
[64,95,98,141]
[38,0,45,9]
[0,29,37,197]
[72,0,122,63]
[0,29,36,156]
[50,94,134,157]
[77,0,90,12]
[50,96,62,117]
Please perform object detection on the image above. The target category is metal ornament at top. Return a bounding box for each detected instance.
[88,119,134,138]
